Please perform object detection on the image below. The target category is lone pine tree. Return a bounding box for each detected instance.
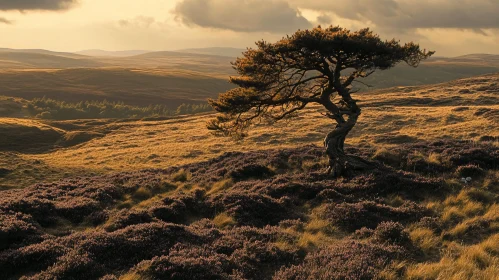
[208,26,434,177]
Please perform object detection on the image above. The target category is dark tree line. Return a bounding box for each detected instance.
[26,97,213,120]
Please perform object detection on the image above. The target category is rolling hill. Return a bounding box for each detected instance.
[1,72,497,188]
[0,72,498,279]
[0,68,232,107]
[75,49,150,57]
[176,47,246,57]
[0,51,105,69]
[0,48,498,109]
[0,48,89,59]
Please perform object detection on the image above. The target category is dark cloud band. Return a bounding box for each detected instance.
[173,0,312,33]
[290,0,499,30]
[0,0,78,11]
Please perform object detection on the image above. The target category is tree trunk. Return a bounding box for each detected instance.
[324,111,369,177]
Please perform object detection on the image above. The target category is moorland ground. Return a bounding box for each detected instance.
[1,73,497,189]
[0,49,498,279]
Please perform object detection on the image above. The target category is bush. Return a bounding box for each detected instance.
[172,169,191,182]
[456,164,485,178]
[132,245,233,280]
[274,241,402,280]
[104,210,152,231]
[372,222,411,246]
[0,211,41,250]
[323,201,427,231]
[229,164,274,181]
[212,191,292,227]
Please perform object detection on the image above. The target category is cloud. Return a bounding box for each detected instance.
[0,17,12,24]
[290,0,499,31]
[173,0,312,33]
[118,16,157,29]
[0,0,78,11]
[316,14,332,25]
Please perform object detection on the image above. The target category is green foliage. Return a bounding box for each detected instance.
[26,97,212,120]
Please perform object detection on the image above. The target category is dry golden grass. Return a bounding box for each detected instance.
[406,234,499,280]
[410,228,441,255]
[0,73,497,189]
[23,105,496,174]
[207,179,234,195]
[213,213,236,229]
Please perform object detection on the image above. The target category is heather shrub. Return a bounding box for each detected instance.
[372,222,411,246]
[274,241,402,280]
[2,198,57,226]
[0,240,68,278]
[353,227,375,239]
[323,201,427,231]
[55,197,100,223]
[212,191,292,227]
[28,250,104,280]
[0,211,41,250]
[448,147,498,168]
[372,148,403,167]
[456,164,485,178]
[87,211,108,226]
[133,245,234,280]
[104,209,152,231]
[230,240,299,279]
[229,164,274,181]
[1,141,496,279]
[150,190,210,224]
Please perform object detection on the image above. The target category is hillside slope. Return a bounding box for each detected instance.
[0,73,497,189]
[0,48,498,108]
[0,68,232,107]
[1,140,498,279]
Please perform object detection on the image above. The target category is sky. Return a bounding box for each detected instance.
[0,0,498,56]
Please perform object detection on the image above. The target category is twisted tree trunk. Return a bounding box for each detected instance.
[323,94,372,177]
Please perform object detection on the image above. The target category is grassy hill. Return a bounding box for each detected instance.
[0,125,498,279]
[0,52,105,69]
[1,73,497,188]
[0,49,497,109]
[0,48,89,59]
[0,68,232,107]
[75,49,150,57]
[176,47,246,57]
[0,71,498,279]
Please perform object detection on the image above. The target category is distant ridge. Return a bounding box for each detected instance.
[176,47,246,58]
[76,49,150,57]
[0,51,105,68]
[0,48,89,59]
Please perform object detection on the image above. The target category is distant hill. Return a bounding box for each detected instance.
[76,49,150,57]
[0,51,105,68]
[0,47,498,108]
[361,63,499,91]
[437,53,499,66]
[0,48,89,59]
[0,68,233,107]
[176,47,246,57]
[99,51,235,77]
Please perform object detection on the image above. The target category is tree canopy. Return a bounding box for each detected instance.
[208,25,434,176]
